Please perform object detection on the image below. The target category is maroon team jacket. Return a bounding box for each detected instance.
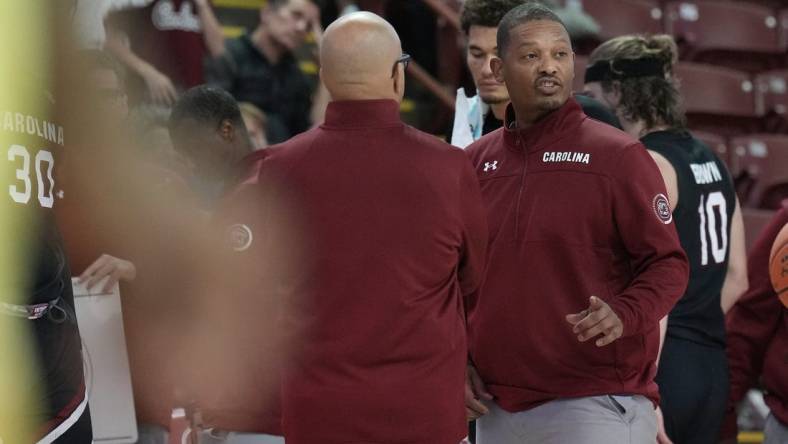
[227,100,488,443]
[465,98,689,412]
[721,201,788,439]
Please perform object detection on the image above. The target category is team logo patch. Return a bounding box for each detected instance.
[652,194,672,224]
[227,224,254,252]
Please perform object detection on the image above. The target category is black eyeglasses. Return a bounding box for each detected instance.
[391,53,411,78]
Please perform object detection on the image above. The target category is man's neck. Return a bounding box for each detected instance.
[622,118,670,139]
[513,106,557,131]
[490,101,508,121]
[251,27,285,64]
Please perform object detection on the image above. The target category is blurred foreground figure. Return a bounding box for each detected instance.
[225,11,488,444]
[51,20,295,444]
[0,1,92,442]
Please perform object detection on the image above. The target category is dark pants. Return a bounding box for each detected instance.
[54,405,92,443]
[656,336,729,444]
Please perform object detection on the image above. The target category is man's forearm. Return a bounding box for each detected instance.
[195,0,226,57]
[104,29,155,78]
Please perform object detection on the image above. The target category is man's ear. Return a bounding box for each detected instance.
[219,119,235,142]
[491,56,505,83]
[393,64,405,99]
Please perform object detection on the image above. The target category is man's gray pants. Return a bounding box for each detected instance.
[476,395,657,444]
[764,413,788,444]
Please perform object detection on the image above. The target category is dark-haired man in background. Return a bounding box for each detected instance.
[204,0,327,144]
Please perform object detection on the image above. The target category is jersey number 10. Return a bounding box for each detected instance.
[698,191,728,265]
[7,144,55,208]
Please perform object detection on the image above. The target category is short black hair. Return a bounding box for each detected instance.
[497,3,568,58]
[460,0,529,35]
[169,85,244,130]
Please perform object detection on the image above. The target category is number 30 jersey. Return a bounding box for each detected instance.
[642,130,737,348]
[1,80,89,432]
[2,86,68,306]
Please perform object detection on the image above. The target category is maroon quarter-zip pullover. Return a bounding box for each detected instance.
[232,100,488,443]
[465,98,689,412]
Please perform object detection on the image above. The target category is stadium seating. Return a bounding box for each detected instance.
[692,129,731,171]
[578,0,664,41]
[674,63,756,117]
[730,134,788,209]
[674,62,759,135]
[742,207,777,252]
[664,1,783,71]
[755,69,788,116]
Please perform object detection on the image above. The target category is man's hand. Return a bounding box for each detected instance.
[466,364,493,421]
[656,406,673,444]
[140,65,177,106]
[565,296,623,347]
[78,254,136,292]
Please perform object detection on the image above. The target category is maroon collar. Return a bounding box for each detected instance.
[323,99,402,128]
[503,98,585,152]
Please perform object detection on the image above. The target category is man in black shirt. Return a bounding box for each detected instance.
[204,0,325,144]
[584,34,748,444]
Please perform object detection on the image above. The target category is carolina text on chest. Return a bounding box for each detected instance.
[542,151,591,164]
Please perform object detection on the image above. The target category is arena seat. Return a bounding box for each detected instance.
[755,69,788,116]
[579,0,664,40]
[742,207,777,252]
[730,134,788,209]
[664,1,783,71]
[674,62,759,135]
[691,129,731,172]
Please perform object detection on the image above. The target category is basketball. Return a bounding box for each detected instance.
[770,222,788,308]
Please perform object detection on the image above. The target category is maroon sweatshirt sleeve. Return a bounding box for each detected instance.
[457,156,488,303]
[607,143,690,337]
[721,207,788,439]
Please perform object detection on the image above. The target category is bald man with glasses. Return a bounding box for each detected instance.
[222,11,487,444]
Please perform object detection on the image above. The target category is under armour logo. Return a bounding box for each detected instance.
[56,190,64,199]
[484,161,498,172]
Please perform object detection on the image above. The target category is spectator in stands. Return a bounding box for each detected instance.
[204,0,328,144]
[238,102,269,151]
[721,200,788,444]
[105,0,225,106]
[463,5,689,443]
[584,34,749,444]
[452,0,618,148]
